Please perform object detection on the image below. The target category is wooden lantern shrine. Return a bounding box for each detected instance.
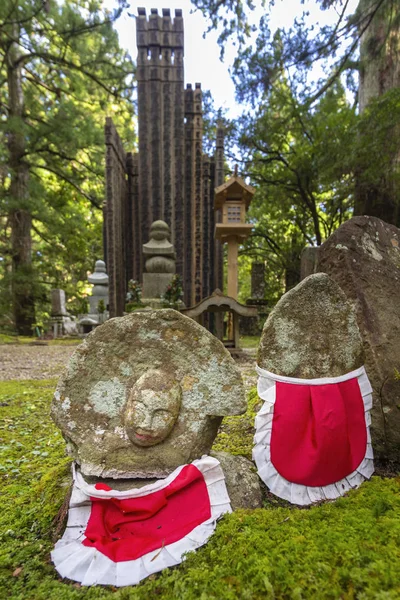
[215,170,255,299]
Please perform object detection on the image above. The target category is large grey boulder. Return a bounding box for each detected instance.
[258,273,364,378]
[316,216,400,461]
[51,309,246,478]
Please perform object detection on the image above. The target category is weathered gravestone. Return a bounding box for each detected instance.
[315,216,400,461]
[50,289,78,337]
[52,309,249,480]
[258,272,364,378]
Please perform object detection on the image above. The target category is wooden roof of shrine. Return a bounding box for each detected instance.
[181,289,258,318]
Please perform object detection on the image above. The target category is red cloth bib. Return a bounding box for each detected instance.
[82,464,211,562]
[270,378,367,487]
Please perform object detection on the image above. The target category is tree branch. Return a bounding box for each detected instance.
[30,163,102,209]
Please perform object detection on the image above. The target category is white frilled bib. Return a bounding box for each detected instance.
[253,365,374,506]
[52,456,231,587]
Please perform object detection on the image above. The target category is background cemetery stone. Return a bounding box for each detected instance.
[78,260,109,332]
[258,273,364,378]
[50,289,78,337]
[88,260,109,315]
[315,216,400,461]
[241,262,269,336]
[51,289,69,317]
[51,309,247,479]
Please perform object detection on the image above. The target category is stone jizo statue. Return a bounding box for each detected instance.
[51,309,247,478]
[124,369,182,447]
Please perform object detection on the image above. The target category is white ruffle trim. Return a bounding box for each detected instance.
[51,456,231,586]
[253,365,375,506]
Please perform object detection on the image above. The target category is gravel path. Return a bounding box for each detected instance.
[0,344,77,381]
[0,343,258,391]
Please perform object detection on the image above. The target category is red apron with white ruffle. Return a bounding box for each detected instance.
[51,456,231,586]
[253,366,374,505]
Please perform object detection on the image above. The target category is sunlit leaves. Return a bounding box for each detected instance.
[0,0,135,327]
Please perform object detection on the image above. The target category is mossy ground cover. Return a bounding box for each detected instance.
[239,336,260,349]
[1,380,400,600]
[0,334,81,346]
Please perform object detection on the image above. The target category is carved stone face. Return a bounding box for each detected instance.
[124,370,182,447]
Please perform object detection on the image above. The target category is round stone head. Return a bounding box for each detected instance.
[150,220,170,241]
[123,369,182,447]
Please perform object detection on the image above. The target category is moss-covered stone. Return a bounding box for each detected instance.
[258,273,364,378]
[51,310,246,478]
[1,380,400,598]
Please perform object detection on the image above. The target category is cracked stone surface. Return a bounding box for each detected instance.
[316,216,400,460]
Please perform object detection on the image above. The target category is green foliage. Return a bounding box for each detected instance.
[239,335,260,349]
[352,87,400,222]
[1,379,400,598]
[0,0,135,331]
[235,76,355,299]
[97,299,106,315]
[125,279,142,311]
[0,334,80,345]
[161,274,184,308]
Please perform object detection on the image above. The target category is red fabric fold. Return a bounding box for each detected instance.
[82,464,211,562]
[270,377,367,487]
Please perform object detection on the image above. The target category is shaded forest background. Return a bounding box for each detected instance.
[0,0,399,334]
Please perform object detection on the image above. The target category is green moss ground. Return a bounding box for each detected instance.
[213,388,260,459]
[0,334,80,345]
[239,336,260,349]
[1,380,400,599]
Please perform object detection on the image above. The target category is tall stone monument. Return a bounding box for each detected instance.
[142,220,177,306]
[104,8,224,315]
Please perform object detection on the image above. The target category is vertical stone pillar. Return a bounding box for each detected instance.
[162,9,172,227]
[209,156,216,294]
[105,118,127,317]
[300,246,320,280]
[136,8,185,284]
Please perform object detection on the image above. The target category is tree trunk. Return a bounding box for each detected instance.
[355,0,400,225]
[7,21,35,335]
[285,235,302,292]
